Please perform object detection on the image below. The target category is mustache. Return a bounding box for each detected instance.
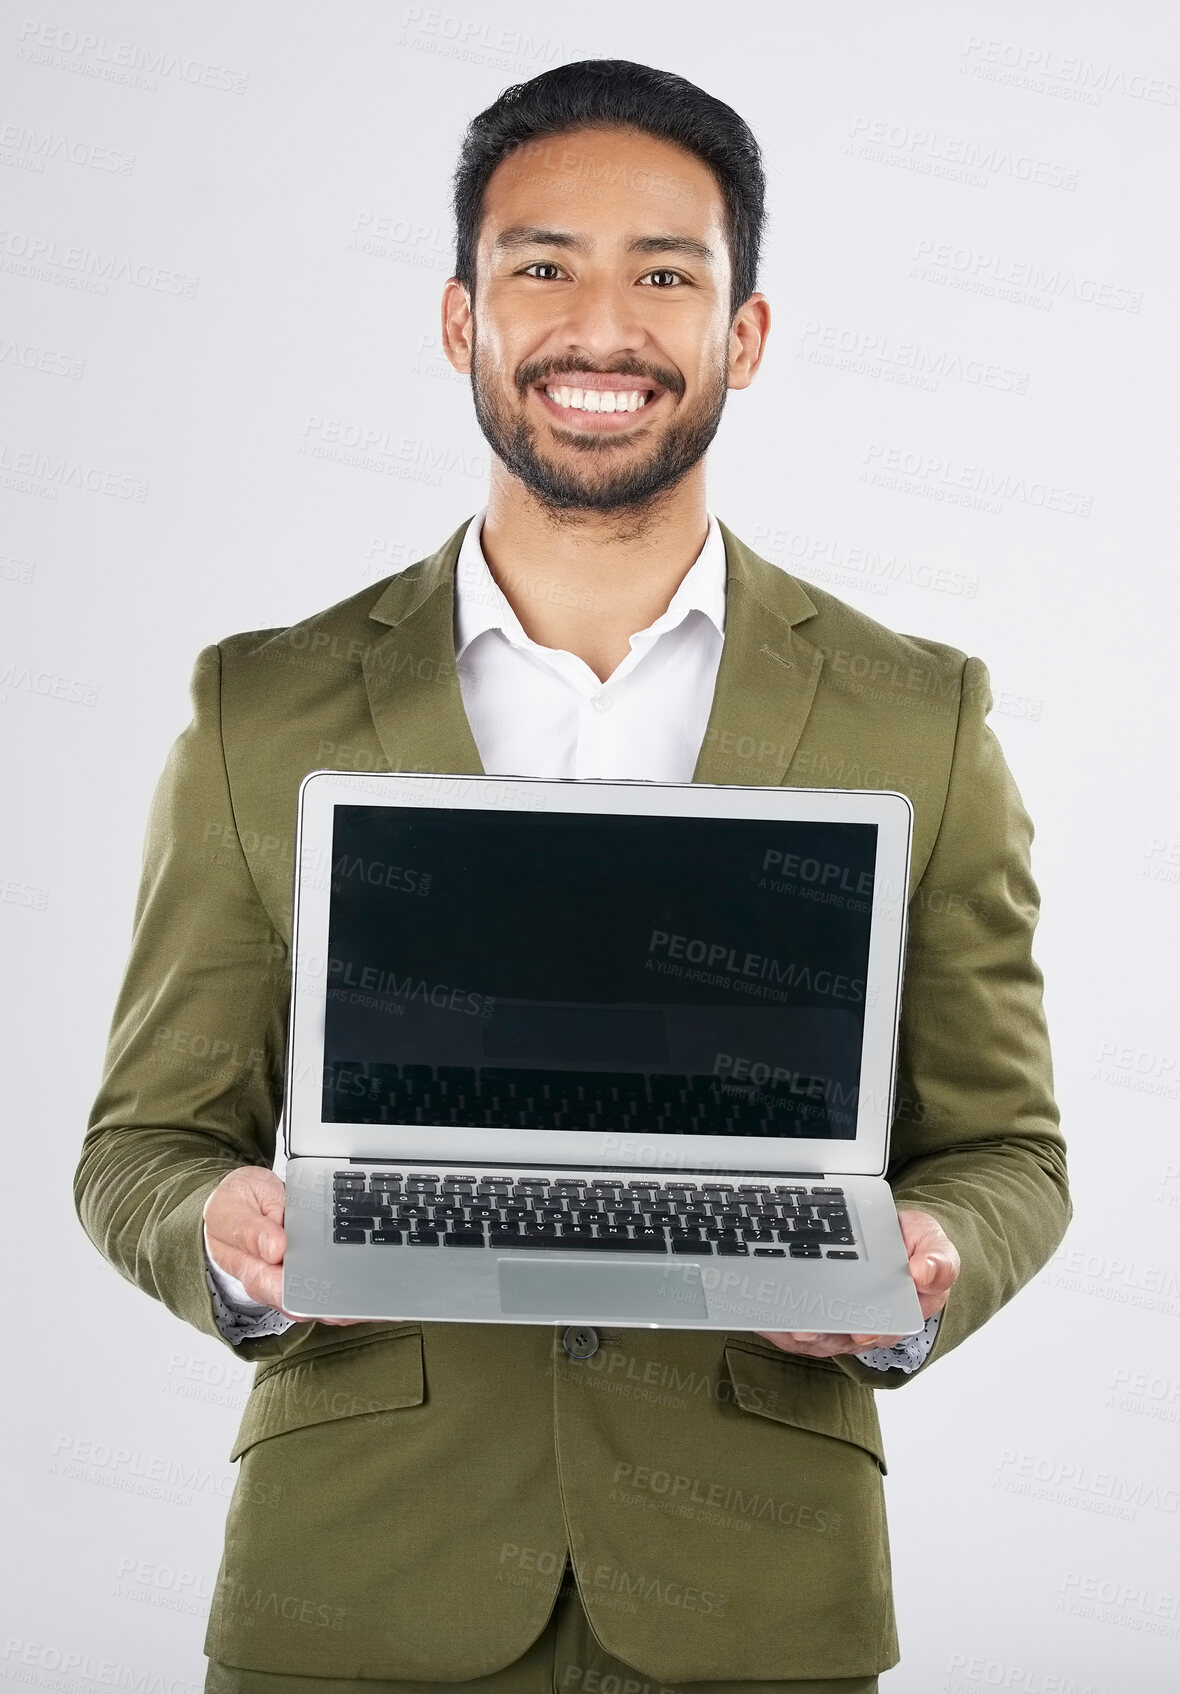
[516,357,684,398]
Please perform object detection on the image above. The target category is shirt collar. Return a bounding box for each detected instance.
[453,507,726,662]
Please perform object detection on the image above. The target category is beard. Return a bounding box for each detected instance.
[468,324,730,517]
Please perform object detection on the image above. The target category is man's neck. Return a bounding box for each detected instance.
[479,470,712,683]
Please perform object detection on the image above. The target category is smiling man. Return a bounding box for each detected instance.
[76,59,1069,1694]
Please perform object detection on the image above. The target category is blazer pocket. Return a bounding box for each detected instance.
[722,1341,887,1474]
[230,1326,424,1461]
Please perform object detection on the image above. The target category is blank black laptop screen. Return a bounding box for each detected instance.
[319,805,879,1140]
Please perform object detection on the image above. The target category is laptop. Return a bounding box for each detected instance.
[281,771,925,1336]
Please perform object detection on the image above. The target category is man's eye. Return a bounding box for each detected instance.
[641,270,684,288]
[520,262,564,280]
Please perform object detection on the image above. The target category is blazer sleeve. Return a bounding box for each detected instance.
[74,644,308,1362]
[834,655,1071,1388]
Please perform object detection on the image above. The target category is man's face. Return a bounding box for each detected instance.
[458,125,742,514]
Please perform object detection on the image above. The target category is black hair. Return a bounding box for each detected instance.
[451,59,766,321]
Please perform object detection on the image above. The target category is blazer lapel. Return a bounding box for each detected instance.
[692,520,824,786]
[362,517,486,775]
[361,513,823,788]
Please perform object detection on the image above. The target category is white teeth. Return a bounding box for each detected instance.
[543,385,652,413]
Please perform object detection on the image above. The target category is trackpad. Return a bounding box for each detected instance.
[497,1257,709,1323]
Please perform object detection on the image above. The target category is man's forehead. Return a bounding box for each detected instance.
[484,128,723,238]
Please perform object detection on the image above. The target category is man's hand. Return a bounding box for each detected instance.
[203,1167,362,1326]
[755,1207,960,1360]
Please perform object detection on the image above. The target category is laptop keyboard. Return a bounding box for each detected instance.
[331,1169,859,1259]
[325,1064,836,1137]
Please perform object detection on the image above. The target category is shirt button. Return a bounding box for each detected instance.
[590,694,612,713]
[563,1326,599,1359]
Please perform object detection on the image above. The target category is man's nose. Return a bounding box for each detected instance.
[551,275,648,363]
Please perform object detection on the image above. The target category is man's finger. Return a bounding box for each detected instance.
[918,1251,957,1290]
[214,1202,287,1267]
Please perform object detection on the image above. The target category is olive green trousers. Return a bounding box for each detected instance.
[205,1559,879,1693]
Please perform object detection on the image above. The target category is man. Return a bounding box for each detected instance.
[75,60,1070,1694]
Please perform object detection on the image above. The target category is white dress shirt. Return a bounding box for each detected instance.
[205,508,939,1372]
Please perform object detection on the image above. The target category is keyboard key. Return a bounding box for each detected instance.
[716,1241,749,1256]
[371,1230,403,1244]
[493,1233,667,1253]
[788,1243,822,1258]
[753,1247,786,1256]
[405,1230,440,1246]
[826,1249,859,1259]
[671,1238,712,1254]
[444,1231,486,1247]
[333,1229,366,1244]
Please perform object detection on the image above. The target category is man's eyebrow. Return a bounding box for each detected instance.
[492,226,716,264]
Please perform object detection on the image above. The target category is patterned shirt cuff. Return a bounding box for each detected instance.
[854,1310,941,1374]
[202,1224,295,1346]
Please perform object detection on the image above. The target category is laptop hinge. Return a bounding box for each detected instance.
[349,1157,823,1178]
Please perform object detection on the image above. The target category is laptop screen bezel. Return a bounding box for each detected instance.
[283,771,912,1177]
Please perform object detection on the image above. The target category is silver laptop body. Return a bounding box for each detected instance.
[281,772,924,1336]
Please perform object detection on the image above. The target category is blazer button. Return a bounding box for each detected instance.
[563,1326,599,1359]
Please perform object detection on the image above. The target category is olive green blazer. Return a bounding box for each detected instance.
[75,517,1069,1682]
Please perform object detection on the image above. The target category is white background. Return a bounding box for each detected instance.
[2,2,1179,1688]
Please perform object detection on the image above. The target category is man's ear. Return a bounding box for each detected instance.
[441,279,474,376]
[727,292,771,391]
